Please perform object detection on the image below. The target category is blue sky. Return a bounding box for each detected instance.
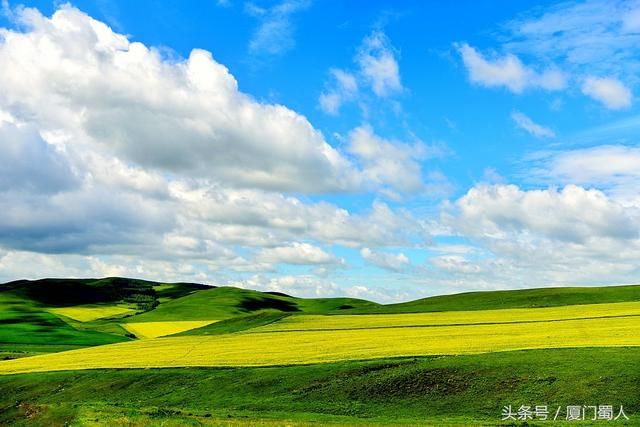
[1,0,640,301]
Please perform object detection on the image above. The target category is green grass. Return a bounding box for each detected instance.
[375,284,640,313]
[2,278,640,425]
[124,286,379,323]
[0,278,213,354]
[175,310,292,336]
[0,347,637,426]
[0,292,129,354]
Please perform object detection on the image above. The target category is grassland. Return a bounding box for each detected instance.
[124,286,379,323]
[379,283,640,312]
[0,278,210,357]
[1,278,640,425]
[0,348,637,426]
[2,302,640,374]
[253,300,640,332]
[0,291,130,359]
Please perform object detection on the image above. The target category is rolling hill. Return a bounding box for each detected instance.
[0,278,639,425]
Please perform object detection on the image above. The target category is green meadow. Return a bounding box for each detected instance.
[0,277,638,426]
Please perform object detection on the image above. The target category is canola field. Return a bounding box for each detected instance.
[48,305,136,322]
[253,301,640,332]
[1,302,639,374]
[121,321,217,338]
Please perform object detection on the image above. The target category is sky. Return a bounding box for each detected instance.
[1,0,640,302]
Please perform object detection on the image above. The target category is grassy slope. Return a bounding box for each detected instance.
[124,286,380,323]
[376,284,640,313]
[2,280,640,425]
[0,278,210,358]
[0,277,209,307]
[0,348,637,426]
[3,302,640,373]
[3,279,640,354]
[175,311,292,336]
[0,291,129,360]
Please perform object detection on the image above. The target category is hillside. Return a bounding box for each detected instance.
[1,348,638,426]
[377,283,640,313]
[124,286,380,323]
[1,278,639,425]
[4,278,639,350]
[0,278,210,359]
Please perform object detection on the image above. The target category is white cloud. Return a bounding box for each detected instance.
[0,5,443,304]
[235,274,339,298]
[505,0,640,79]
[539,145,640,185]
[318,68,358,115]
[448,184,637,244]
[234,274,413,302]
[246,0,310,56]
[356,31,403,97]
[319,31,402,115]
[581,76,632,109]
[528,144,640,204]
[430,255,482,274]
[360,247,409,271]
[171,183,429,249]
[431,182,640,290]
[257,242,341,265]
[457,43,566,93]
[0,120,79,193]
[347,125,427,193]
[0,5,355,193]
[511,111,555,138]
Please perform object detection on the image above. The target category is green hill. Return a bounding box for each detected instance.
[0,278,210,358]
[123,286,380,323]
[374,284,640,313]
[2,277,640,357]
[1,278,640,425]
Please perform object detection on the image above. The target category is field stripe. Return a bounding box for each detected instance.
[1,315,639,374]
[248,313,640,333]
[253,301,640,333]
[121,321,218,338]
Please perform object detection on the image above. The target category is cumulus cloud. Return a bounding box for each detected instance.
[429,182,640,290]
[457,43,566,93]
[449,184,638,244]
[0,5,354,193]
[347,125,427,193]
[257,242,341,265]
[0,120,79,193]
[234,274,409,302]
[360,247,409,271]
[236,274,339,298]
[528,144,640,204]
[0,5,435,302]
[581,76,632,109]
[511,111,555,138]
[430,255,482,274]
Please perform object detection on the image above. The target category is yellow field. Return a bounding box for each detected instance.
[1,312,639,374]
[254,301,640,332]
[49,305,136,322]
[121,321,217,338]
